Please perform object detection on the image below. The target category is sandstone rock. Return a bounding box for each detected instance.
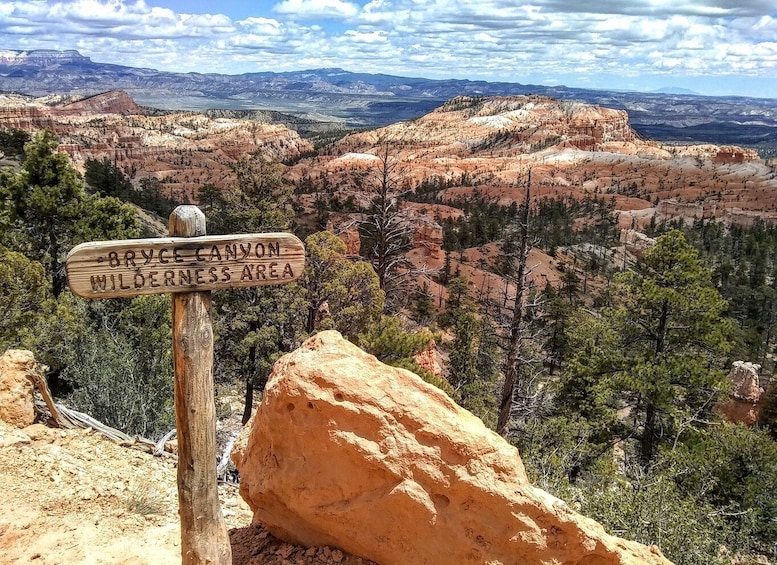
[0,425,31,447]
[23,423,53,442]
[619,230,656,260]
[718,361,764,426]
[233,331,671,565]
[730,361,764,402]
[56,90,144,116]
[0,349,37,428]
[0,91,313,206]
[293,94,777,238]
[713,146,759,165]
[408,214,443,261]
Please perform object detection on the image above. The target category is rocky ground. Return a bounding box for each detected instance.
[0,420,373,565]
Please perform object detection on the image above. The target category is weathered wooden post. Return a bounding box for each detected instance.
[65,205,305,565]
[169,206,230,564]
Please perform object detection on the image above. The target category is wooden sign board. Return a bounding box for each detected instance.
[66,232,305,299]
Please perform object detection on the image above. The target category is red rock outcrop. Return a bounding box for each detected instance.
[413,340,444,379]
[232,331,671,565]
[289,95,776,239]
[330,96,635,158]
[0,349,37,428]
[655,199,777,227]
[407,215,443,261]
[718,361,765,426]
[713,146,759,165]
[56,90,144,116]
[0,105,57,132]
[327,218,362,256]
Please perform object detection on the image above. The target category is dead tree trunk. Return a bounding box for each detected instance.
[496,183,532,437]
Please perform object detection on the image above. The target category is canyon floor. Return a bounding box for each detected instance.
[0,420,372,565]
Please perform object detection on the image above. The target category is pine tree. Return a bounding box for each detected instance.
[608,229,733,464]
[411,282,436,326]
[208,149,306,423]
[0,130,139,297]
[302,230,384,338]
[497,181,533,436]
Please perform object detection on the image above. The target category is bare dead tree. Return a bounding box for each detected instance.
[496,174,535,436]
[360,143,413,311]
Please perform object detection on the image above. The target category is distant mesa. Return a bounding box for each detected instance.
[0,49,92,67]
[650,87,700,96]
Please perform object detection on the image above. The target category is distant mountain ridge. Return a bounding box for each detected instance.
[0,49,776,147]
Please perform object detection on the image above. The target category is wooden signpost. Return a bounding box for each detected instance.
[66,205,305,565]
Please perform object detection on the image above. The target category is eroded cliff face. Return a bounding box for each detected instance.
[0,91,312,201]
[232,331,672,565]
[328,96,635,157]
[291,94,776,235]
[0,90,142,130]
[56,90,145,116]
[0,102,58,132]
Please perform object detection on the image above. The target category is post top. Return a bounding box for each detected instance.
[170,206,207,237]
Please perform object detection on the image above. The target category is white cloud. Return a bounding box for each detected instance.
[341,30,387,44]
[272,0,360,20]
[237,17,282,30]
[0,0,235,39]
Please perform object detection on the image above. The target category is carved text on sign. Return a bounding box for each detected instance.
[66,233,305,299]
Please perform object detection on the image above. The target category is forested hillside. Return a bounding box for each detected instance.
[3,116,777,564]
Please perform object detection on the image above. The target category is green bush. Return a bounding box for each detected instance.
[59,296,174,441]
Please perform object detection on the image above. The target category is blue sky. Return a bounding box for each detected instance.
[0,0,775,98]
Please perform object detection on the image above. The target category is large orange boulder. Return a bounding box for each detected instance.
[232,331,671,565]
[0,349,36,428]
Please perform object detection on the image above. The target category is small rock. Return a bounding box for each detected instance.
[1,428,31,447]
[23,423,52,441]
[79,488,95,500]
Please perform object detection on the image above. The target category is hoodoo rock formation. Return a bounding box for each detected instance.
[290,94,777,238]
[0,349,37,428]
[232,331,671,565]
[0,91,312,202]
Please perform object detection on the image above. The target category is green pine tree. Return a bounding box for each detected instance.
[608,229,733,464]
[0,130,139,297]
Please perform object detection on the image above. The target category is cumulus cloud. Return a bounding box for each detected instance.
[272,0,360,20]
[537,0,775,17]
[0,0,233,39]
